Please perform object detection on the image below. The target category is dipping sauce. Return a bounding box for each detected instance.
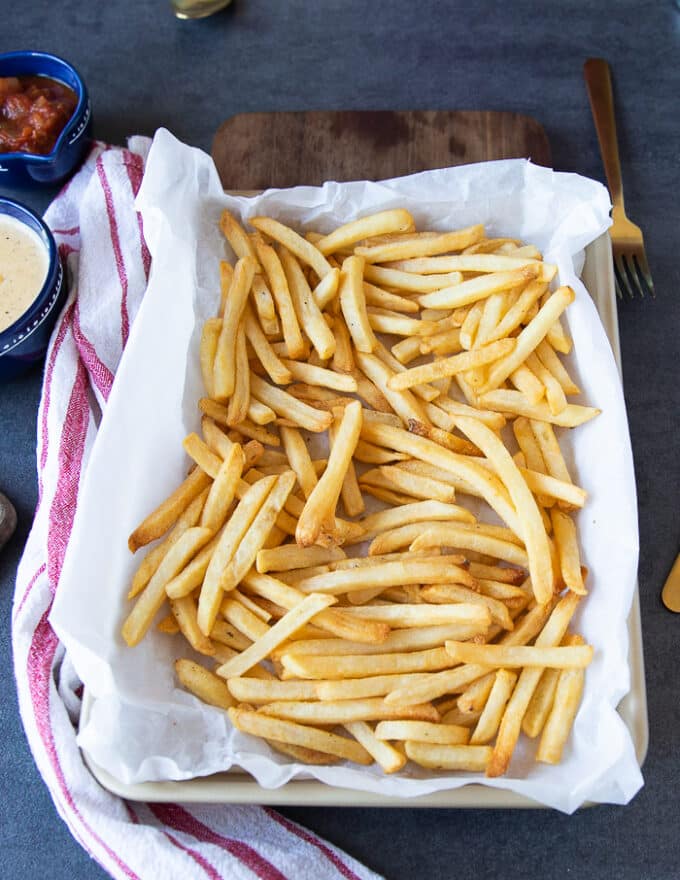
[0,75,78,155]
[0,215,49,332]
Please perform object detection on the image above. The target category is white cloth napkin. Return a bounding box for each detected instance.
[12,139,382,880]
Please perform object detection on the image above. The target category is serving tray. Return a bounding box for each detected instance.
[81,230,648,808]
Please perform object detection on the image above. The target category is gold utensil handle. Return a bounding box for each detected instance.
[583,58,624,210]
[662,553,680,612]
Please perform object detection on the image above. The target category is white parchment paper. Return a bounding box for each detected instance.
[51,128,643,812]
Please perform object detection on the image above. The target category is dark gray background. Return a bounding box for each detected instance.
[1,1,679,878]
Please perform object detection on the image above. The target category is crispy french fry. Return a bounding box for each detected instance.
[278,246,336,359]
[228,706,372,765]
[280,359,357,392]
[316,209,414,255]
[122,527,213,646]
[214,256,257,401]
[217,593,336,678]
[220,209,258,261]
[176,658,235,710]
[243,305,293,385]
[339,255,377,353]
[200,317,221,398]
[296,401,362,546]
[551,509,586,594]
[227,677,318,703]
[469,670,518,745]
[355,225,484,263]
[256,543,346,574]
[536,641,586,764]
[387,339,515,391]
[226,322,250,425]
[128,467,211,553]
[344,721,407,773]
[445,641,593,668]
[170,595,215,655]
[405,741,492,771]
[282,624,484,658]
[254,239,305,358]
[260,697,439,724]
[250,374,332,433]
[249,216,333,279]
[375,720,469,745]
[281,646,458,680]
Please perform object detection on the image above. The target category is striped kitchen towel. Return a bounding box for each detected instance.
[12,138,382,880]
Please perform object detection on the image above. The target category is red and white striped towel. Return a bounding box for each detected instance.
[12,140,382,880]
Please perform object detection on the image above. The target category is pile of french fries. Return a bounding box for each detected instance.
[122,207,600,778]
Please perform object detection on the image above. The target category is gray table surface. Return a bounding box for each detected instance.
[2,1,679,878]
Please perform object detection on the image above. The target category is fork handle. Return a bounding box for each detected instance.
[583,58,624,212]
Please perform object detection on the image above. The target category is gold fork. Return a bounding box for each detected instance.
[583,58,655,299]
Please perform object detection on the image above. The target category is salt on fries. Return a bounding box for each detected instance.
[122,206,598,778]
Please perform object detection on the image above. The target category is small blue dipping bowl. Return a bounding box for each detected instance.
[0,197,67,379]
[0,51,91,185]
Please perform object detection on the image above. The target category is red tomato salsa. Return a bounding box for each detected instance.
[0,75,78,155]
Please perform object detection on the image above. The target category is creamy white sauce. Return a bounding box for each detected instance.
[0,215,49,333]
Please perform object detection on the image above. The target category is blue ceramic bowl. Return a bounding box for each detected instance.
[0,51,91,185]
[0,197,67,379]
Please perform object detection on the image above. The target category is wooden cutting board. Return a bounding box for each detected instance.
[211,110,550,190]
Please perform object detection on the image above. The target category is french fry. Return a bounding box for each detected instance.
[256,543,346,574]
[228,707,372,765]
[266,740,340,765]
[282,624,484,658]
[536,638,586,764]
[249,216,333,279]
[243,305,293,385]
[551,509,586,595]
[316,209,414,255]
[176,658,235,711]
[198,476,276,636]
[469,670,518,745]
[254,239,305,358]
[364,263,463,293]
[281,646,458,680]
[405,741,492,771]
[385,254,556,281]
[226,323,250,425]
[536,339,580,395]
[227,677,318,703]
[444,641,593,668]
[312,266,340,310]
[214,256,257,401]
[220,209,258,261]
[340,604,491,629]
[422,584,514,631]
[200,317,221,398]
[339,255,377,353]
[355,225,485,263]
[279,425,318,499]
[486,592,580,777]
[219,471,296,593]
[375,720,469,746]
[354,351,429,427]
[278,246,336,359]
[361,466,457,504]
[455,415,553,604]
[404,524,529,568]
[128,487,209,598]
[170,595,215,655]
[364,281,420,314]
[296,401,362,546]
[260,697,440,725]
[387,339,515,391]
[329,412,365,518]
[349,500,475,546]
[280,358,357,392]
[128,467,211,553]
[344,721,407,773]
[418,265,540,311]
[250,374,332,433]
[122,527,213,647]
[216,592,336,678]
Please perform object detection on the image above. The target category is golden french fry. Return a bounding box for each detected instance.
[312,266,340,309]
[250,374,332,433]
[278,246,336,359]
[281,646,457,681]
[254,239,305,358]
[445,641,593,668]
[256,543,346,574]
[551,509,586,595]
[266,740,340,765]
[296,400,362,546]
[469,670,518,744]
[422,584,513,631]
[249,216,333,279]
[404,524,529,568]
[329,413,365,518]
[455,415,553,604]
[364,263,462,293]
[405,741,492,771]
[536,339,580,395]
[128,487,209,598]
[364,281,420,314]
[355,225,484,263]
[198,475,276,636]
[128,467,211,553]
[122,527,213,647]
[200,317,221,398]
[243,305,293,385]
[316,209,414,255]
[170,595,215,655]
[260,697,439,725]
[344,721,407,773]
[339,254,377,353]
[214,256,257,401]
[228,706,372,765]
[486,592,580,777]
[418,265,540,311]
[226,322,250,425]
[216,592,336,678]
[536,648,586,764]
[219,471,297,592]
[341,604,491,629]
[176,658,235,710]
[220,209,258,261]
[375,720,469,745]
[280,359,357,392]
[387,339,515,391]
[227,677,318,703]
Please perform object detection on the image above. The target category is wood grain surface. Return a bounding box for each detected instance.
[211,110,551,190]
